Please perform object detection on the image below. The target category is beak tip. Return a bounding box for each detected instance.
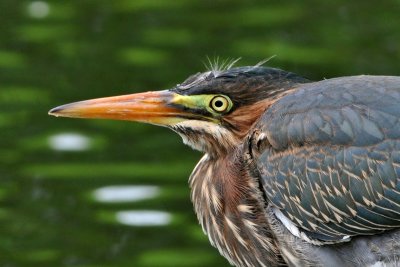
[49,104,70,117]
[48,106,61,116]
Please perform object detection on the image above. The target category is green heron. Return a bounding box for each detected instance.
[49,65,400,267]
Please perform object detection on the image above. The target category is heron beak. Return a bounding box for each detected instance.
[48,90,189,125]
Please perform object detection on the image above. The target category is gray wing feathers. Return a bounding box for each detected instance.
[256,76,400,242]
[263,76,400,149]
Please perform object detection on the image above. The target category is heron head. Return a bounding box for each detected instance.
[49,66,307,156]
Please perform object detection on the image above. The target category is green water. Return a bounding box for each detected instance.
[1,0,400,266]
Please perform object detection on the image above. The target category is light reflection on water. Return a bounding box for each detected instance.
[47,133,91,151]
[116,210,172,226]
[93,185,161,203]
[93,185,171,227]
[27,1,50,19]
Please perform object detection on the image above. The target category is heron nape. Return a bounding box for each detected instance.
[49,65,400,267]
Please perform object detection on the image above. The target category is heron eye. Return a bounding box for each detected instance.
[210,96,230,113]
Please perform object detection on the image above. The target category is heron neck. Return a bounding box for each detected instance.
[189,150,283,267]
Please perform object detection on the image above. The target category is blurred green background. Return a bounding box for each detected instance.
[1,0,400,266]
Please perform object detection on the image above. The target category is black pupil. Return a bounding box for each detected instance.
[214,99,224,108]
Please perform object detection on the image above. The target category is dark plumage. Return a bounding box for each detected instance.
[49,66,400,267]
